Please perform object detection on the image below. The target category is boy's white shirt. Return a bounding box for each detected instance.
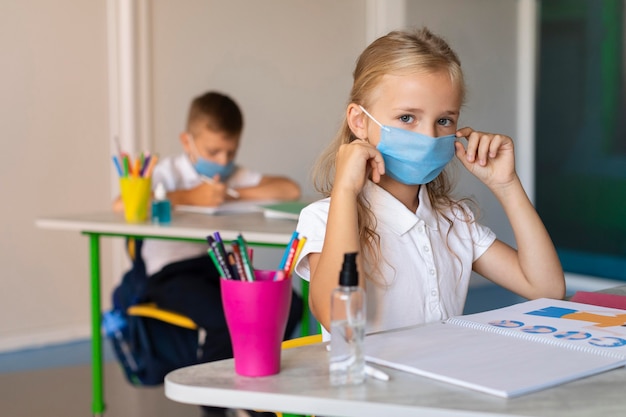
[295,181,496,340]
[142,153,262,276]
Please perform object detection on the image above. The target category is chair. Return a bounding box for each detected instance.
[118,238,320,416]
[123,234,314,335]
[281,333,322,349]
[128,300,321,417]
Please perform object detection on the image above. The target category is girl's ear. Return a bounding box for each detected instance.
[346,103,368,140]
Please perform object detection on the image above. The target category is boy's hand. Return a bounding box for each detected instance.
[191,181,227,207]
[454,127,517,190]
[112,196,124,213]
[167,180,226,207]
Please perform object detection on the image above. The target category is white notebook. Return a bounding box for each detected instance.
[175,200,277,215]
[364,298,626,398]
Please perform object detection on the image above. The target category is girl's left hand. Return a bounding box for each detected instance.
[454,127,517,189]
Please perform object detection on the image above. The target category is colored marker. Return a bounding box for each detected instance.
[279,231,299,270]
[231,242,247,281]
[236,234,255,282]
[288,236,307,279]
[143,154,158,177]
[281,236,300,277]
[122,154,130,177]
[112,156,123,177]
[140,154,151,177]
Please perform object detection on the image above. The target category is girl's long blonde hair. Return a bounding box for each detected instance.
[313,28,470,282]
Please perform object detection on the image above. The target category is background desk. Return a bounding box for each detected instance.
[36,211,299,416]
[166,286,626,417]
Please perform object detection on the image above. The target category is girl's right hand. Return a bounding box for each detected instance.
[333,139,385,196]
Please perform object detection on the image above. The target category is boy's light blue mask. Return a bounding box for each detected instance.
[188,135,236,181]
[359,106,456,185]
[194,157,235,181]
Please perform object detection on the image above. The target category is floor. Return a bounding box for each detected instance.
[0,341,201,417]
[0,281,525,416]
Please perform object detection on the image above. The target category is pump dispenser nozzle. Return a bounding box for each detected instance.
[339,252,359,287]
[154,182,167,201]
[330,251,365,386]
[151,182,171,224]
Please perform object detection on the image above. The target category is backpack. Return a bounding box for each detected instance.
[103,238,304,386]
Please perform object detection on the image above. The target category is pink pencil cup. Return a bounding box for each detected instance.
[221,270,292,377]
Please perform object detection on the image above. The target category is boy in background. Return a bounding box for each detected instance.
[137,90,301,276]
[112,92,302,417]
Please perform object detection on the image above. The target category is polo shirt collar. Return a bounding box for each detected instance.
[177,153,203,183]
[364,181,439,235]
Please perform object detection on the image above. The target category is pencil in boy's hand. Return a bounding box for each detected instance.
[200,175,240,199]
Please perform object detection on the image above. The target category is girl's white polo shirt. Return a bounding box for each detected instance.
[295,181,496,339]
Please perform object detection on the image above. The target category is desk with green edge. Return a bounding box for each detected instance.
[36,211,312,416]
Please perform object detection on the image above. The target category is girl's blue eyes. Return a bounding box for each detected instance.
[398,115,454,127]
[399,114,414,123]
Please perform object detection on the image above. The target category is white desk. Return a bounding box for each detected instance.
[36,211,298,416]
[36,210,297,244]
[166,285,626,417]
[165,339,626,417]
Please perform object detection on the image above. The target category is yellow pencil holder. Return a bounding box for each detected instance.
[119,177,152,223]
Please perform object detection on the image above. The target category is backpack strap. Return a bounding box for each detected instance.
[127,303,198,330]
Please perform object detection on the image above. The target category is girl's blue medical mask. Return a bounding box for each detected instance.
[187,135,236,181]
[359,106,456,185]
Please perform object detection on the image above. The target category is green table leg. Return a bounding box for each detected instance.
[89,233,105,416]
[300,280,310,337]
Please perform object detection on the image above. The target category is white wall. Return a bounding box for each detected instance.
[148,0,366,198]
[0,0,369,353]
[404,0,519,246]
[4,0,582,352]
[0,0,113,351]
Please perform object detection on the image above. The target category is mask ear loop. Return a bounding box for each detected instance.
[358,105,391,132]
[186,133,202,163]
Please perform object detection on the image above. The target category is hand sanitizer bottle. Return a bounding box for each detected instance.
[329,252,366,386]
[151,182,171,224]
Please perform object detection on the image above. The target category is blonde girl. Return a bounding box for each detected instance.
[294,28,564,338]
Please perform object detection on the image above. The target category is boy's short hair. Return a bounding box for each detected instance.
[186,91,243,136]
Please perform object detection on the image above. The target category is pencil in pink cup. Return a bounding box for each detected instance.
[221,270,292,377]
